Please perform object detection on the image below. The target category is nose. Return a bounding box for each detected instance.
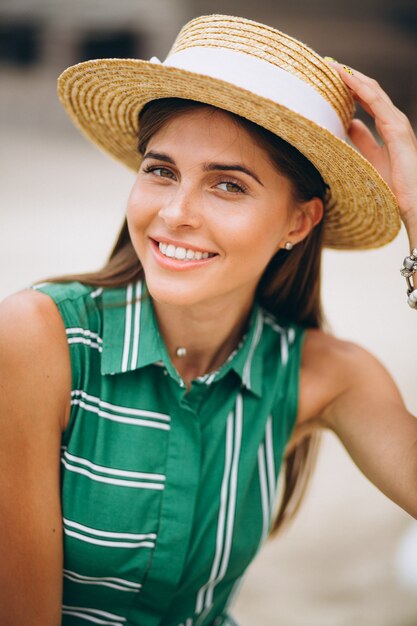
[158,185,202,230]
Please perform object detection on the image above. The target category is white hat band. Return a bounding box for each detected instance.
[155,47,345,139]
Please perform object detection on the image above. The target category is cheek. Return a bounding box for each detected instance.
[126,182,156,232]
[222,211,284,262]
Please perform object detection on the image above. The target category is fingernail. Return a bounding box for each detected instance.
[343,65,354,75]
[324,56,339,63]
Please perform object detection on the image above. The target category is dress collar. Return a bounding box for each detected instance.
[101,280,264,397]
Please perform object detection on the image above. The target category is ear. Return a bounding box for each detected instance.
[281,197,324,248]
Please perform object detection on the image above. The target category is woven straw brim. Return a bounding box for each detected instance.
[57,59,400,250]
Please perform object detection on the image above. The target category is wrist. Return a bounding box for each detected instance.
[401,208,417,250]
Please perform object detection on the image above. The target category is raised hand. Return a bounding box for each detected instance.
[327,60,417,246]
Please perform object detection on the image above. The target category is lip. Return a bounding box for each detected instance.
[149,238,219,271]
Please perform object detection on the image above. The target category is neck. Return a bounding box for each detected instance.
[152,292,255,387]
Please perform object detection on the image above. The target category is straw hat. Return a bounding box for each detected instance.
[57,14,400,249]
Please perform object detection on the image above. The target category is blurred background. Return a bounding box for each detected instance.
[1,1,417,624]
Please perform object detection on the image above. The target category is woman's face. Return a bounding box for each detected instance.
[127,107,305,310]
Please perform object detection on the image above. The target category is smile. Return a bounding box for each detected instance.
[158,242,217,262]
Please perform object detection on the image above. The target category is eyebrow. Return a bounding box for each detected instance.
[143,151,264,186]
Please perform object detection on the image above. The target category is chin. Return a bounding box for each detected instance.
[144,274,211,308]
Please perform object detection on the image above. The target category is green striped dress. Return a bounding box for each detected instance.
[34,280,305,626]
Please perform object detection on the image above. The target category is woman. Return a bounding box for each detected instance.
[1,14,416,626]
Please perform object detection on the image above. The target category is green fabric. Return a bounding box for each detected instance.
[34,280,305,626]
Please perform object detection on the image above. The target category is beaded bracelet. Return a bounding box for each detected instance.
[400,248,417,308]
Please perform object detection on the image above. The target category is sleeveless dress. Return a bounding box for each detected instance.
[34,280,305,626]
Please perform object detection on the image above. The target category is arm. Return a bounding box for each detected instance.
[293,62,417,518]
[322,357,417,519]
[296,330,417,519]
[0,290,71,625]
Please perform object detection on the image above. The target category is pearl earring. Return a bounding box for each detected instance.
[284,241,294,250]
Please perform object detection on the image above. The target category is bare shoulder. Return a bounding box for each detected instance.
[302,327,372,370]
[0,287,68,367]
[0,288,71,431]
[0,287,64,337]
[297,328,398,425]
[302,327,394,378]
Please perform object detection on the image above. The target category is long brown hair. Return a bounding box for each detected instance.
[52,98,327,535]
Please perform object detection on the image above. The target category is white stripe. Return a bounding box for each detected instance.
[64,529,155,549]
[225,575,245,611]
[71,390,170,422]
[63,518,156,540]
[196,410,234,614]
[70,399,170,431]
[164,47,345,138]
[258,444,270,542]
[66,328,103,343]
[63,569,141,589]
[62,605,125,625]
[67,337,103,352]
[62,605,126,620]
[61,459,165,490]
[121,283,133,372]
[242,309,263,389]
[90,287,103,299]
[265,416,276,510]
[280,332,289,366]
[263,315,284,334]
[205,394,243,608]
[204,371,217,385]
[61,611,124,625]
[63,573,139,592]
[130,281,142,369]
[63,571,140,593]
[63,450,165,482]
[288,327,296,344]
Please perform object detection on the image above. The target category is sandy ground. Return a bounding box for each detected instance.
[1,69,417,625]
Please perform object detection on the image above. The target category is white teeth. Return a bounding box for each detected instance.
[158,242,214,262]
[165,244,176,258]
[174,247,186,260]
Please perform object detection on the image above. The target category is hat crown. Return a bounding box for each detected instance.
[169,14,354,132]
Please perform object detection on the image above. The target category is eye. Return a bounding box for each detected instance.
[216,180,247,194]
[143,165,176,180]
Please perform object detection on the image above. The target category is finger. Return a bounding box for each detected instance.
[325,58,395,108]
[327,61,408,131]
[348,119,381,157]
[350,93,374,118]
